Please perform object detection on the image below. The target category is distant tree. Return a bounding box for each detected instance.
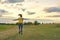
[24,22,27,25]
[16,22,18,25]
[24,22,33,25]
[52,23,54,24]
[34,21,40,25]
[42,23,43,24]
[28,22,33,25]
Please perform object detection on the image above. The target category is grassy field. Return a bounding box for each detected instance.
[0,25,17,31]
[0,24,60,40]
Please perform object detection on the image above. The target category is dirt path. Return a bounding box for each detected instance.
[0,27,18,40]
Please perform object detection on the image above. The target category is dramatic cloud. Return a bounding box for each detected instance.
[5,0,24,3]
[44,7,60,13]
[47,15,60,17]
[0,9,8,14]
[27,11,35,15]
[22,9,26,12]
[0,9,8,17]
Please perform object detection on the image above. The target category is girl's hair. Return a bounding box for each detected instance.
[18,14,22,17]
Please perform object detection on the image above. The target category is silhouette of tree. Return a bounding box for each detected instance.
[34,21,40,25]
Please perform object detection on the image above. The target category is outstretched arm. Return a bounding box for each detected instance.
[13,18,29,21]
[22,18,29,20]
[13,19,18,21]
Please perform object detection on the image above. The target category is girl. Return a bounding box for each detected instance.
[18,14,23,34]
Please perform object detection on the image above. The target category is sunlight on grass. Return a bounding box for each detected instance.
[0,24,60,40]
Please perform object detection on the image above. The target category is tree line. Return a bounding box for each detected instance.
[0,21,40,25]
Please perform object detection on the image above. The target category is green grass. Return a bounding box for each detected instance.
[0,24,60,40]
[0,25,17,31]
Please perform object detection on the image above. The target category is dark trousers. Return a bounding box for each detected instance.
[18,23,23,33]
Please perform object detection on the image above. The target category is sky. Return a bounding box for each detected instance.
[0,0,60,23]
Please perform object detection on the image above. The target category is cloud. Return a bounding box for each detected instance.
[5,0,24,3]
[0,9,8,17]
[44,7,60,13]
[0,9,8,14]
[27,11,35,15]
[47,15,60,17]
[0,15,2,17]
